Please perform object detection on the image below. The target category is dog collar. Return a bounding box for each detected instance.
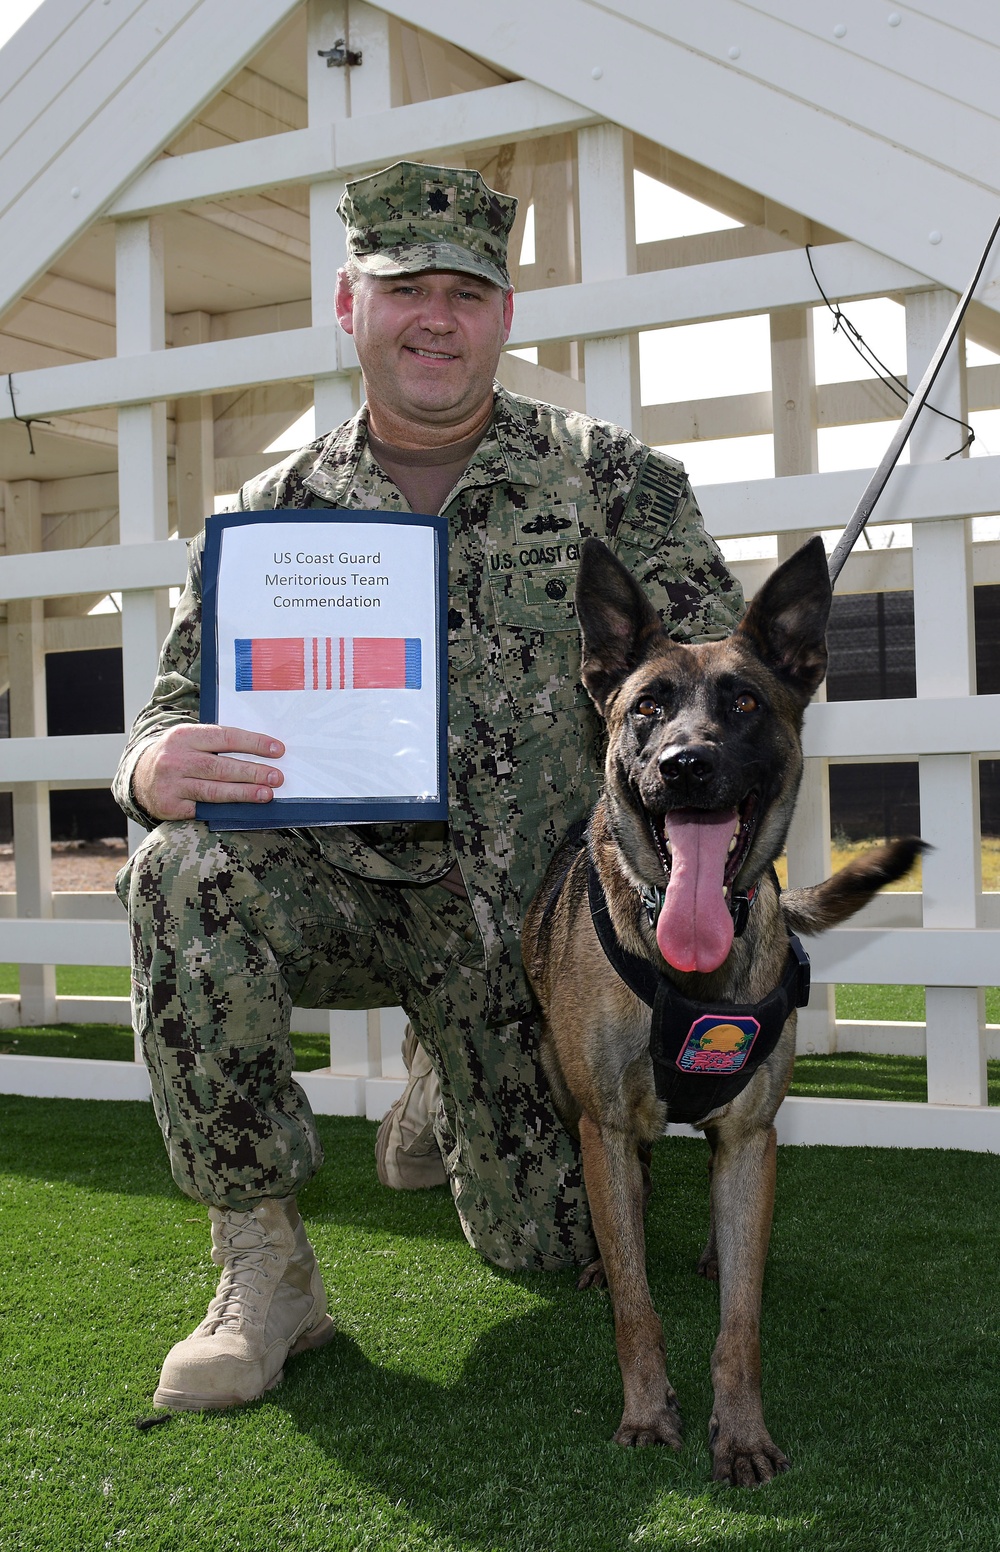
[638,881,758,939]
[588,861,810,1127]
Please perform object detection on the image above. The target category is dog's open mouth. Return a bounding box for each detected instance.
[649,796,758,974]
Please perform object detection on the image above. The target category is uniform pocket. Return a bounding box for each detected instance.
[485,499,585,630]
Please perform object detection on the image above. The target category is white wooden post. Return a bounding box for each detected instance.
[532,135,579,380]
[308,0,361,436]
[173,310,217,536]
[6,479,56,1024]
[116,217,170,868]
[906,287,986,1105]
[306,0,394,1088]
[577,123,640,431]
[770,305,836,1054]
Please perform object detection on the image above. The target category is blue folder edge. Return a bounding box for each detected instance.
[197,508,449,831]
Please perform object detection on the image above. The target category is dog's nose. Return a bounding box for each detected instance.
[658,746,715,787]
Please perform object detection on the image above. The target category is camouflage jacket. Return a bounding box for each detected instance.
[114,385,743,1023]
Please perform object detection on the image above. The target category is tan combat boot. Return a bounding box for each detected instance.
[153,1197,334,1411]
[375,1024,447,1189]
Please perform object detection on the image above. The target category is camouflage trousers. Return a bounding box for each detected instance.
[117,820,596,1272]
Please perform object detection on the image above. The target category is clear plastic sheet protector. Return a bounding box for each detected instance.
[197,508,448,830]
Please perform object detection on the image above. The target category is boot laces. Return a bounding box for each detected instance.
[203,1212,283,1332]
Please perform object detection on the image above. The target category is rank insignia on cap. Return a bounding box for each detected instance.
[675,1015,761,1074]
[425,185,454,214]
[338,160,517,288]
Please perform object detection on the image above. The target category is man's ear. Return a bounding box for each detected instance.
[335,269,355,334]
[734,534,832,705]
[502,287,514,342]
[575,539,663,714]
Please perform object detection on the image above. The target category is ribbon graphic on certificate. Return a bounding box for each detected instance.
[234,637,422,692]
[198,510,448,830]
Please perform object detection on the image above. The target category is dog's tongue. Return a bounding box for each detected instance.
[656,809,739,974]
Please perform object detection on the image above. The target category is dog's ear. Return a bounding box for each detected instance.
[735,535,832,704]
[575,538,663,712]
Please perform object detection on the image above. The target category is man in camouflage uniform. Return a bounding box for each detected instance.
[114,160,743,1412]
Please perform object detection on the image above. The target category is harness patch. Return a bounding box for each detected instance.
[676,1015,760,1075]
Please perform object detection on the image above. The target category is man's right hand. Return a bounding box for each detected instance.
[131,725,285,821]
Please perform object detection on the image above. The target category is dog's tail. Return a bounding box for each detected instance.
[781,838,927,935]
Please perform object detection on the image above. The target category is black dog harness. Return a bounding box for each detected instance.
[585,861,811,1126]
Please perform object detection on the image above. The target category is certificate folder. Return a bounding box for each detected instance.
[197,508,448,831]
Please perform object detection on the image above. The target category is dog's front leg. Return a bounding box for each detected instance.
[578,1113,681,1448]
[705,1121,789,1486]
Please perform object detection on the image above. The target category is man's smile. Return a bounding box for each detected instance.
[406,345,459,360]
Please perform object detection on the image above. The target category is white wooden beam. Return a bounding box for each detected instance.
[772,1097,1000,1155]
[2,326,343,421]
[116,216,171,857]
[0,734,125,788]
[4,460,1000,608]
[110,81,599,217]
[0,0,303,319]
[614,1,1000,210]
[769,278,835,1055]
[0,920,130,966]
[0,540,188,603]
[508,245,930,346]
[0,1054,150,1104]
[1,691,995,790]
[375,0,1000,314]
[172,311,216,538]
[308,0,359,438]
[751,0,1000,127]
[5,478,55,1024]
[807,929,1000,989]
[0,245,929,424]
[577,123,640,431]
[801,695,1000,761]
[905,286,985,1107]
[698,454,1000,538]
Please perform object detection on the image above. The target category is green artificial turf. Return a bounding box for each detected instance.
[789,1051,1000,1105]
[0,1022,333,1072]
[2,1098,999,1552]
[0,963,132,998]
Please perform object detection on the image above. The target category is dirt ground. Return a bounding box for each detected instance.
[0,839,128,894]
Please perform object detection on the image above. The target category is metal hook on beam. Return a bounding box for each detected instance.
[317,40,362,68]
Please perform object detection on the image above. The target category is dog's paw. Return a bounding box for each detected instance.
[708,1415,789,1486]
[577,1256,607,1290]
[614,1392,682,1450]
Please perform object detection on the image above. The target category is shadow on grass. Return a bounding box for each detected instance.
[5,1100,1000,1549]
[271,1156,1000,1552]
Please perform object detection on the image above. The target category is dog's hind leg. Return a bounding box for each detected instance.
[578,1115,681,1448]
[705,1120,789,1486]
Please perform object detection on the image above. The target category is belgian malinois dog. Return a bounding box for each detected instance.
[522,535,922,1486]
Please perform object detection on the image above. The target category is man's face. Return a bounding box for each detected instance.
[335,269,514,439]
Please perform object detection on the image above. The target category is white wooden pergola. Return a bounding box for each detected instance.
[1,0,999,1149]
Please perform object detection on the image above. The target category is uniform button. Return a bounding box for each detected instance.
[545,577,567,600]
[462,924,479,942]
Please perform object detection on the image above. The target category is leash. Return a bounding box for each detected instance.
[586,861,810,1127]
[827,211,1000,586]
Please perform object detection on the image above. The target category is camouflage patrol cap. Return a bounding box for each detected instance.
[338,160,517,289]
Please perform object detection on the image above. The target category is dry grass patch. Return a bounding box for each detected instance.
[774,836,1000,892]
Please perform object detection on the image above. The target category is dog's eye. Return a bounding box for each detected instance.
[635,697,660,718]
[733,691,759,714]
